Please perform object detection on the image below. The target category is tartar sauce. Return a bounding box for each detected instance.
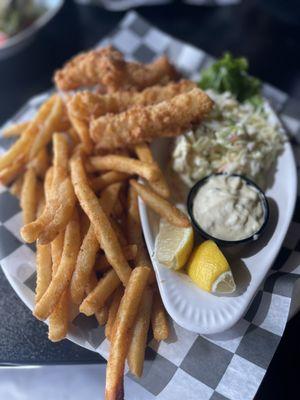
[192,175,265,241]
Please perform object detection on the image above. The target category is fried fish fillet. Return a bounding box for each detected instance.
[66,80,196,153]
[67,80,197,122]
[90,88,214,149]
[54,46,178,92]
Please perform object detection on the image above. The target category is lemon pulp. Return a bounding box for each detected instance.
[155,219,194,270]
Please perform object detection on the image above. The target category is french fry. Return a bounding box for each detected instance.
[34,208,81,320]
[70,182,122,305]
[134,142,156,164]
[105,286,124,341]
[50,229,65,268]
[37,177,76,244]
[110,217,127,246]
[70,225,99,305]
[105,266,151,400]
[134,142,170,198]
[20,168,38,225]
[0,96,56,171]
[79,209,90,239]
[70,156,132,286]
[30,147,50,179]
[9,174,24,198]
[41,135,74,245]
[86,271,109,326]
[36,177,46,211]
[130,179,190,228]
[48,290,69,342]
[35,194,52,304]
[95,244,137,274]
[21,135,76,244]
[89,155,160,183]
[58,105,72,132]
[20,193,52,242]
[21,163,52,242]
[2,121,30,137]
[48,228,69,342]
[96,303,109,326]
[22,177,75,244]
[29,96,65,159]
[44,166,54,199]
[67,110,93,153]
[0,48,200,398]
[151,289,169,341]
[52,133,69,182]
[135,237,151,267]
[100,182,123,213]
[68,127,81,145]
[0,47,197,397]
[35,243,52,303]
[127,287,153,377]
[90,171,129,193]
[0,156,25,186]
[127,186,142,245]
[126,186,155,284]
[80,269,121,316]
[21,167,53,241]
[36,191,46,217]
[130,232,156,285]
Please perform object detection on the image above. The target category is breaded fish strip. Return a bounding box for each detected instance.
[123,55,178,91]
[67,80,196,122]
[55,47,123,91]
[91,88,214,149]
[67,80,195,152]
[54,46,178,92]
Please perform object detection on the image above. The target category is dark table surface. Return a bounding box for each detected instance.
[0,0,300,398]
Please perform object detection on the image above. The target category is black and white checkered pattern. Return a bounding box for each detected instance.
[1,11,300,400]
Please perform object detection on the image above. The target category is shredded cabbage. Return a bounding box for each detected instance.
[171,90,285,187]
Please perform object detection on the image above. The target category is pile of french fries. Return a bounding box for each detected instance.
[0,89,191,398]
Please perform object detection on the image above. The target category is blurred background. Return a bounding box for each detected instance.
[0,0,300,126]
[0,0,300,399]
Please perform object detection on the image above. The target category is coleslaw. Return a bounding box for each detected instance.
[171,89,285,188]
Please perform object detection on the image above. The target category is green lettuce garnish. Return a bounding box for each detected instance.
[199,53,262,103]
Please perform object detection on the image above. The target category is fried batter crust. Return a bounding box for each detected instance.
[54,46,178,92]
[91,88,214,149]
[67,80,197,121]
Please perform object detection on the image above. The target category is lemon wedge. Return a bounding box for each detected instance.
[155,219,194,270]
[186,240,236,294]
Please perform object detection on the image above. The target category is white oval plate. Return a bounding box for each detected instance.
[139,102,297,335]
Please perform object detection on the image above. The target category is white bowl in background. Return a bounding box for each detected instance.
[0,0,64,59]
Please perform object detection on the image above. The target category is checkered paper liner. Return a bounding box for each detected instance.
[1,11,300,400]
